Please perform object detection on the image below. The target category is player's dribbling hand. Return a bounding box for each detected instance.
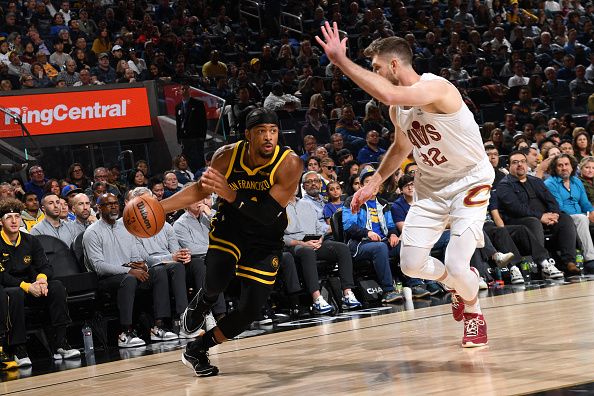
[201,167,236,203]
[315,21,348,66]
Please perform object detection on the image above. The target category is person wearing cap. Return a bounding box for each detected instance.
[0,198,80,366]
[91,52,116,83]
[110,44,124,68]
[61,184,83,221]
[247,57,269,87]
[30,193,78,246]
[176,83,208,171]
[342,167,403,303]
[546,129,561,145]
[157,108,303,376]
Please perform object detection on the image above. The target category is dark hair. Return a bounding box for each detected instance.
[398,173,415,190]
[68,162,84,178]
[508,150,527,161]
[484,144,498,152]
[148,177,164,190]
[128,168,147,187]
[43,178,60,195]
[548,153,577,177]
[404,162,418,174]
[344,174,360,197]
[363,37,413,66]
[21,191,37,202]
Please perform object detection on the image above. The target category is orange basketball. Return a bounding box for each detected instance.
[123,195,165,238]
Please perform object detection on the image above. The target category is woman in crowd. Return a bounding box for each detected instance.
[127,168,148,190]
[30,62,53,88]
[172,154,194,186]
[344,174,361,198]
[67,162,91,190]
[306,156,321,173]
[43,179,62,197]
[338,160,359,185]
[579,157,594,205]
[91,27,112,55]
[573,129,591,162]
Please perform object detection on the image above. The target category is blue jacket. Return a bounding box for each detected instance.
[544,175,593,215]
[342,196,397,242]
[496,174,560,221]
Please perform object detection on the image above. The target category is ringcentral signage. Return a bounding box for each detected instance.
[0,87,152,137]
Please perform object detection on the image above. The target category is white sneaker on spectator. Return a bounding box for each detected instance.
[312,295,333,314]
[204,313,217,331]
[540,258,564,279]
[510,265,525,284]
[493,252,515,267]
[118,331,146,348]
[53,345,81,360]
[150,326,178,342]
[13,345,31,367]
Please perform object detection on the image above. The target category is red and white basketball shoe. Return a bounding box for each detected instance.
[462,312,488,347]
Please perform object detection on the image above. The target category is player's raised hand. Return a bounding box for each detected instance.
[315,21,348,65]
[350,184,375,213]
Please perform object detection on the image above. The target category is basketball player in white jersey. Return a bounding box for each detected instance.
[317,22,494,347]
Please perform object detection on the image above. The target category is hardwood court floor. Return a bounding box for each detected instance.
[3,281,594,396]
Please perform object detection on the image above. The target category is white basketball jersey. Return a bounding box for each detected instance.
[395,73,488,189]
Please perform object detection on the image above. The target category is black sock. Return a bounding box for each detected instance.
[188,329,219,353]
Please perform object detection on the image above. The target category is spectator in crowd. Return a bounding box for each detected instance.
[544,154,594,269]
[173,154,195,187]
[485,144,508,188]
[544,66,571,99]
[91,27,111,56]
[357,130,386,164]
[66,163,91,190]
[284,187,361,314]
[301,107,331,145]
[201,50,227,79]
[21,192,45,231]
[173,192,225,327]
[70,192,95,234]
[83,193,177,348]
[91,52,116,84]
[263,83,301,112]
[84,167,120,200]
[327,133,345,164]
[24,165,48,202]
[127,168,148,191]
[30,193,78,246]
[300,134,318,164]
[7,51,31,78]
[323,180,344,222]
[57,59,79,86]
[512,87,550,127]
[163,171,182,198]
[0,198,80,367]
[343,168,403,303]
[335,104,366,152]
[496,151,578,276]
[301,171,331,232]
[573,130,591,162]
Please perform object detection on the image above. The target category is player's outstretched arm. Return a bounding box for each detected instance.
[315,21,451,108]
[160,144,235,213]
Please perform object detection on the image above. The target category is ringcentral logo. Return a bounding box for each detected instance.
[4,100,129,126]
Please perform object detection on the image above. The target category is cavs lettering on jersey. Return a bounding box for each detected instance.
[396,73,489,189]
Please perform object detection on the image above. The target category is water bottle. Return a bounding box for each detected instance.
[521,258,531,283]
[82,323,94,353]
[576,249,584,270]
[395,281,403,294]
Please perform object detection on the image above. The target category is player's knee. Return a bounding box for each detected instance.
[399,245,428,276]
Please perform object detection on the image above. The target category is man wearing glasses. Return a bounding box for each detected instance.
[24,166,47,203]
[496,151,576,277]
[301,171,330,233]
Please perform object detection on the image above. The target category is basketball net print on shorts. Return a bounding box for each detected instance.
[463,184,492,207]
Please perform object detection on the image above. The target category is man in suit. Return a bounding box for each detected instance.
[176,83,208,172]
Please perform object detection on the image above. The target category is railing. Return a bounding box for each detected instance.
[280,11,303,35]
[239,0,262,32]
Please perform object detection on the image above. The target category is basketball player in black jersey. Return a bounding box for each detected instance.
[160,108,302,376]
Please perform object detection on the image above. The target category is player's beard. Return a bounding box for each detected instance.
[385,71,400,86]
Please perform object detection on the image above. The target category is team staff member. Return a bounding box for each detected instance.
[0,198,80,367]
[157,108,302,377]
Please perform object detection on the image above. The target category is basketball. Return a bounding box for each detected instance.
[123,195,165,238]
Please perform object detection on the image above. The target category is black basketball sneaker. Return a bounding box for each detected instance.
[181,345,219,377]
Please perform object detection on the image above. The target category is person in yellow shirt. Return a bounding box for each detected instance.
[201,50,227,79]
[19,192,44,231]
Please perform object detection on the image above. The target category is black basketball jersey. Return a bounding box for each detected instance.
[213,140,293,248]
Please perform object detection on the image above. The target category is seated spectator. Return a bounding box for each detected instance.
[327,133,345,164]
[559,141,574,156]
[69,193,95,234]
[301,108,331,145]
[300,134,318,164]
[329,92,346,119]
[319,157,337,196]
[284,190,361,314]
[7,51,31,78]
[485,144,508,187]
[300,171,331,232]
[84,167,120,201]
[20,192,44,231]
[163,171,182,198]
[49,40,71,70]
[342,168,402,303]
[0,198,80,367]
[573,130,591,163]
[91,27,111,56]
[201,50,227,79]
[126,168,148,192]
[57,59,80,86]
[335,104,366,152]
[24,165,48,203]
[172,154,194,187]
[172,193,225,325]
[544,154,594,269]
[337,149,354,167]
[578,157,594,205]
[544,66,571,99]
[512,87,550,127]
[362,104,390,135]
[448,54,470,85]
[496,151,578,276]
[357,130,386,164]
[323,180,343,222]
[263,83,301,112]
[83,193,177,348]
[30,193,78,246]
[91,53,116,84]
[127,188,191,338]
[507,61,530,87]
[66,163,91,190]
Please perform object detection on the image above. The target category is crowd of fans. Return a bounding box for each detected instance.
[3,0,594,370]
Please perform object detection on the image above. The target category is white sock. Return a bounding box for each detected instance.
[464,299,482,314]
